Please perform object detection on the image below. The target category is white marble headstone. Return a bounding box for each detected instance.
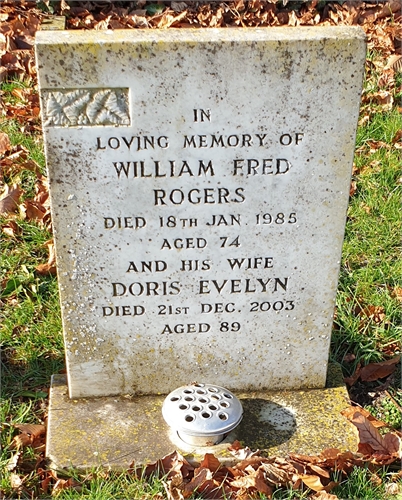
[36,27,366,398]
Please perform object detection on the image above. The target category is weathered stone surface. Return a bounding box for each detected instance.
[36,28,366,398]
[46,365,358,469]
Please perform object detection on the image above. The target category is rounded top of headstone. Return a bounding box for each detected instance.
[162,383,243,437]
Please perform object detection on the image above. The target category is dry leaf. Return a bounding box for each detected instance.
[0,131,11,154]
[341,406,388,428]
[344,363,361,386]
[311,492,339,500]
[7,452,21,471]
[230,468,273,496]
[183,467,213,495]
[10,473,23,491]
[343,353,355,363]
[360,356,400,382]
[391,286,402,303]
[228,441,261,460]
[383,433,402,457]
[260,461,293,486]
[2,220,20,237]
[360,305,386,324]
[385,483,401,495]
[392,130,402,144]
[10,432,32,450]
[351,412,389,453]
[198,453,222,473]
[300,474,326,491]
[35,239,57,276]
[52,477,81,494]
[0,184,23,215]
[163,480,184,500]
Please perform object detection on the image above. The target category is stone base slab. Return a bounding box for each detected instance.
[46,364,358,470]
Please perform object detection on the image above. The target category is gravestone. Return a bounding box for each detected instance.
[36,26,366,467]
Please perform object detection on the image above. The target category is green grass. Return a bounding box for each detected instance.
[1,54,402,497]
[332,107,402,370]
[333,466,400,500]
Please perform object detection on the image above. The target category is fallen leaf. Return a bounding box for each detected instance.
[35,239,57,276]
[163,479,184,500]
[260,461,293,486]
[344,363,361,386]
[0,131,11,154]
[52,477,81,494]
[309,464,331,479]
[228,441,261,460]
[351,412,389,453]
[198,453,222,473]
[10,432,32,450]
[360,356,400,382]
[383,433,402,457]
[10,472,23,491]
[300,474,326,491]
[132,450,193,481]
[22,199,46,222]
[12,423,46,451]
[183,467,213,496]
[360,305,386,324]
[0,184,23,215]
[7,452,21,471]
[385,483,401,495]
[311,492,339,500]
[2,220,20,237]
[343,353,355,363]
[341,405,388,428]
[230,468,273,496]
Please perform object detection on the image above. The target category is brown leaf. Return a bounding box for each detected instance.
[369,90,393,109]
[199,453,221,473]
[260,461,293,486]
[35,239,57,276]
[0,184,23,215]
[341,405,388,428]
[300,474,326,491]
[311,492,339,500]
[163,479,184,500]
[15,423,45,437]
[0,131,11,154]
[13,423,46,450]
[230,468,273,496]
[183,467,213,496]
[10,473,23,491]
[344,363,361,386]
[2,220,20,237]
[22,199,46,222]
[383,433,402,457]
[391,286,402,303]
[10,432,32,450]
[351,412,389,453]
[53,477,81,494]
[360,305,386,324]
[319,448,341,460]
[7,452,21,471]
[135,450,192,481]
[343,353,355,363]
[360,356,400,382]
[308,464,330,479]
[228,441,261,460]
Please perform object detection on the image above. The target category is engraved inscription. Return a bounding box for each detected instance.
[42,88,130,127]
